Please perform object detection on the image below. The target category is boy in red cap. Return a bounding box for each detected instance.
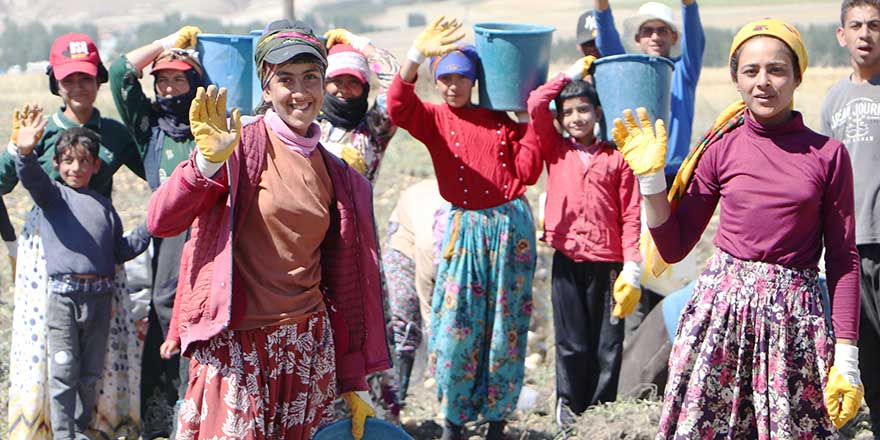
[5,33,145,440]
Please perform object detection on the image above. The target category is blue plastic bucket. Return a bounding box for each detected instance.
[196,33,261,115]
[592,54,674,142]
[312,418,413,440]
[473,22,555,111]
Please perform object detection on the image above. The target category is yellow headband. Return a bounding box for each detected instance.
[729,18,807,78]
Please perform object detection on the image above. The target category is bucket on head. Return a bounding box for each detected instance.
[312,418,413,440]
[473,22,555,112]
[591,54,674,143]
[196,33,261,115]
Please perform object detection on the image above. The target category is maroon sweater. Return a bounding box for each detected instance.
[650,111,860,339]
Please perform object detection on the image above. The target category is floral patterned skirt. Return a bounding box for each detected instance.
[175,311,336,440]
[7,210,142,440]
[428,197,536,424]
[657,250,835,439]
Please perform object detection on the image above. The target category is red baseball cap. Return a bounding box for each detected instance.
[50,33,101,80]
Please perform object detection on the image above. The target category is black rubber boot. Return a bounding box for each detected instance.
[487,420,507,440]
[395,352,415,401]
[441,418,464,440]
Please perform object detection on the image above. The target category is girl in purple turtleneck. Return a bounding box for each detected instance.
[614,19,861,439]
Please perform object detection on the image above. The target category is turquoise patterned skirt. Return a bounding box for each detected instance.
[428,197,536,424]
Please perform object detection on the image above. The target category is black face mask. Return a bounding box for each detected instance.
[154,68,202,142]
[318,82,371,131]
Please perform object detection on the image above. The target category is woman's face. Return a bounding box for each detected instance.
[325,74,365,100]
[262,61,325,135]
[435,73,473,108]
[155,70,191,98]
[58,72,98,114]
[734,36,800,126]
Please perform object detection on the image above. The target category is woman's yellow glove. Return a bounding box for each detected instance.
[174,26,201,49]
[342,391,375,440]
[825,344,863,429]
[613,107,668,195]
[612,261,641,318]
[412,16,466,59]
[564,55,597,80]
[324,28,372,52]
[155,26,201,50]
[190,85,242,164]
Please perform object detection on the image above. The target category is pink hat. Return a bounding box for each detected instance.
[326,44,369,84]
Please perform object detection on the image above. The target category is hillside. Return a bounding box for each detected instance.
[0,0,839,36]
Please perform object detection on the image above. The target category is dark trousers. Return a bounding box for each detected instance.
[859,244,880,438]
[551,251,623,413]
[47,276,114,440]
[141,232,188,439]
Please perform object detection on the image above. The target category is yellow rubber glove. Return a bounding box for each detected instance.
[414,16,466,58]
[14,104,47,156]
[612,261,641,319]
[340,146,367,174]
[825,344,863,429]
[11,106,23,146]
[189,85,242,164]
[324,28,353,48]
[342,391,375,440]
[174,26,201,49]
[612,107,667,177]
[564,55,597,80]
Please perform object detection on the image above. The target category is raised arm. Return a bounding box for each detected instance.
[593,0,626,56]
[148,85,239,237]
[678,0,705,84]
[13,106,57,208]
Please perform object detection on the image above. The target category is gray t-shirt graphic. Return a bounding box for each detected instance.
[821,76,880,245]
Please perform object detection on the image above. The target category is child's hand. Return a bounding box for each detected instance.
[14,104,47,156]
[414,16,466,58]
[160,339,181,359]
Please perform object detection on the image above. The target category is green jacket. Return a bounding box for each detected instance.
[109,56,195,189]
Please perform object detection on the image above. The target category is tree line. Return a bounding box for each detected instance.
[0,15,848,72]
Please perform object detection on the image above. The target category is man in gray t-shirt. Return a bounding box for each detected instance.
[820,0,880,436]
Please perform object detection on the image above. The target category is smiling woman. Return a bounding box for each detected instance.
[614,18,862,439]
[146,19,389,440]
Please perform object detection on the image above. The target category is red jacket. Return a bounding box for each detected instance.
[148,118,390,392]
[387,75,542,209]
[525,74,641,263]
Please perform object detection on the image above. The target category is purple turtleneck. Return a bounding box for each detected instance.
[650,111,860,340]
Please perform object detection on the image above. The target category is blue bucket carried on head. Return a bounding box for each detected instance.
[196,33,262,115]
[592,54,674,143]
[473,22,555,111]
[312,418,413,440]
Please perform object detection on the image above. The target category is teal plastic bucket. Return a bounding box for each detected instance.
[312,418,413,440]
[473,22,555,111]
[592,54,674,142]
[196,33,261,115]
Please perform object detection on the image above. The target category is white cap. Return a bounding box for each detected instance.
[623,2,680,55]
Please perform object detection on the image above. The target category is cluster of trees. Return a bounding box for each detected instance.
[551,23,849,67]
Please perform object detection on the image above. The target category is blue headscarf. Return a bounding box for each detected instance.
[431,45,480,82]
